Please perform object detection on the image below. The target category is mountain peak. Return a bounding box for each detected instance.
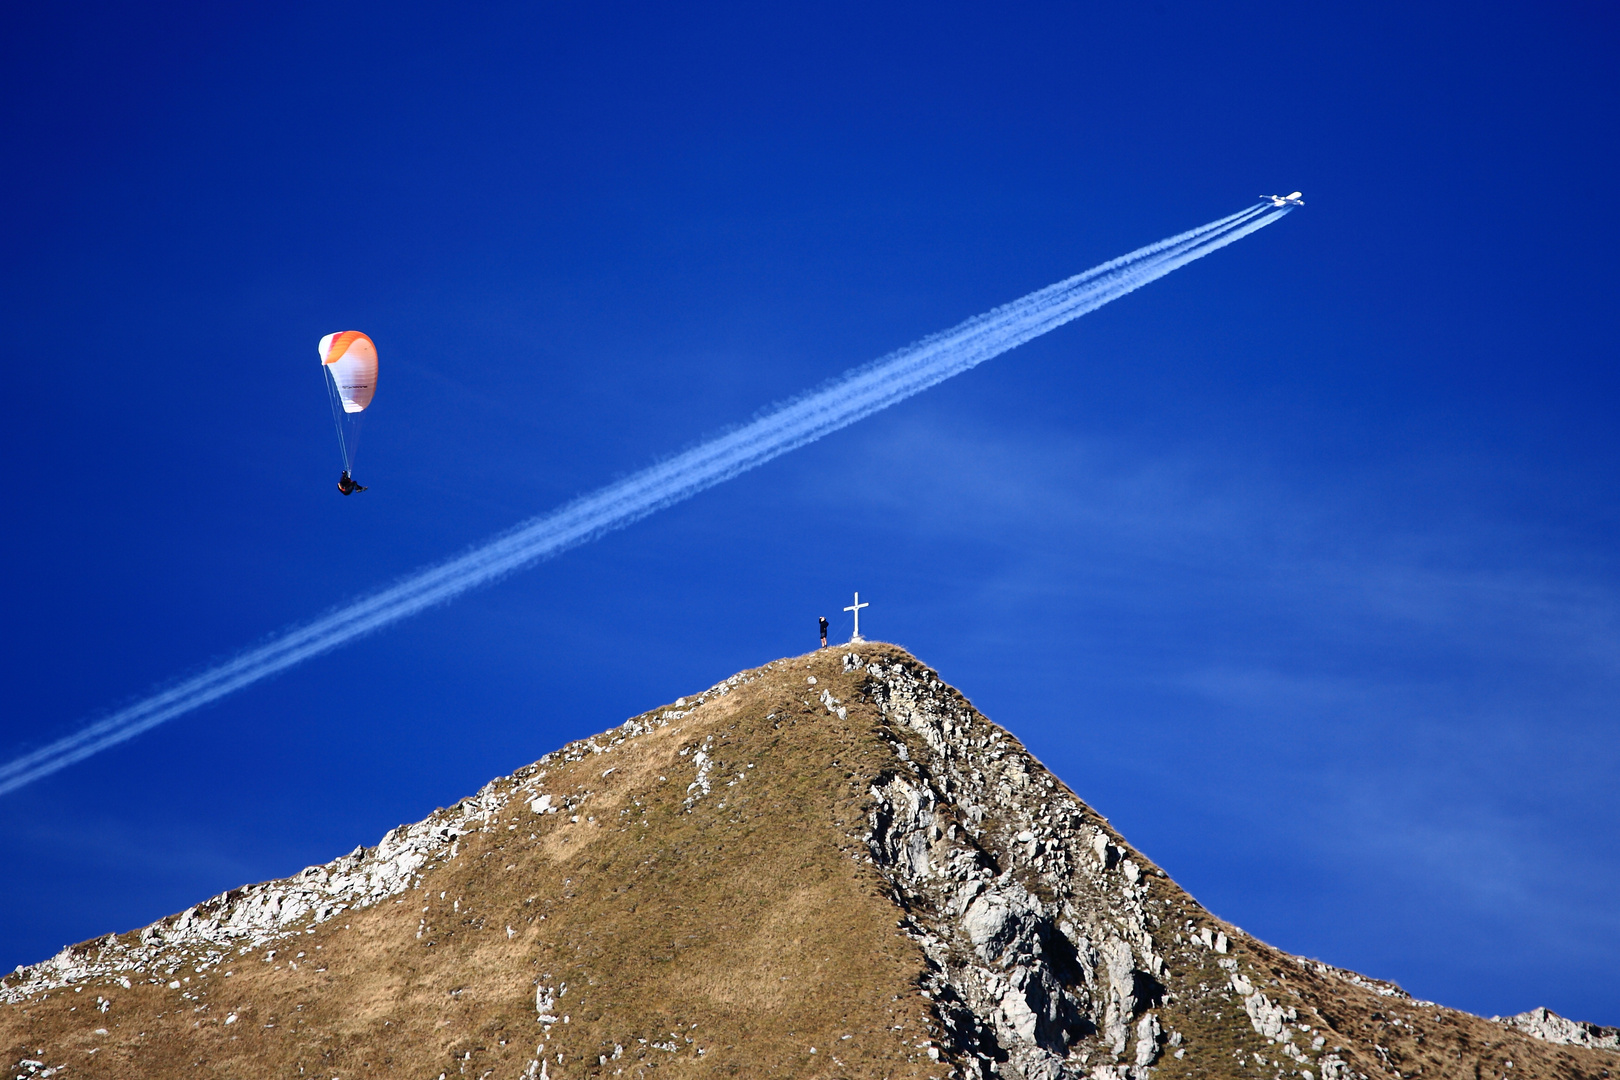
[4,644,1615,1079]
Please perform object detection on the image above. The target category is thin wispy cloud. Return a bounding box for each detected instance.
[823,414,1620,680]
[805,413,1620,969]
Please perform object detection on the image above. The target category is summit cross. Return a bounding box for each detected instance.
[844,591,869,642]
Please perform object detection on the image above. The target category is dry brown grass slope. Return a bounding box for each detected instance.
[2,643,1614,1080]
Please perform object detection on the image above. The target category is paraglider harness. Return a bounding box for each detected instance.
[337,471,367,496]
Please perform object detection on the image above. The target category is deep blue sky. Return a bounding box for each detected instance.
[4,0,1618,1025]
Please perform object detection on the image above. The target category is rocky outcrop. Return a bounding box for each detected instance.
[0,813,474,1001]
[1495,1007,1620,1051]
[847,651,1170,1079]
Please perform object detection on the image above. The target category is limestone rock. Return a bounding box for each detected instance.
[1494,1006,1620,1050]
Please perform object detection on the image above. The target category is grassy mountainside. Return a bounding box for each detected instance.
[3,644,1615,1080]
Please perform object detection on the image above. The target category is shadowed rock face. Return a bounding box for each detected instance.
[2,644,1615,1080]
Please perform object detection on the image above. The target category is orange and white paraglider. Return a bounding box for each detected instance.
[318,331,377,495]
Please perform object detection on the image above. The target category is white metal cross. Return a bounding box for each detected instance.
[844,591,869,642]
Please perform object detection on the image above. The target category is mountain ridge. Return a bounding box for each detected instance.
[3,643,1614,1080]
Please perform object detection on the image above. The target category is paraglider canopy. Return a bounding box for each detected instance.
[319,331,378,412]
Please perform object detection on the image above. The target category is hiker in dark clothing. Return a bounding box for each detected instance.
[819,616,828,648]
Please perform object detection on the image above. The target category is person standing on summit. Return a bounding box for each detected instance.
[819,616,828,648]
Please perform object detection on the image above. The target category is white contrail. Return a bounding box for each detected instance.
[0,203,1292,796]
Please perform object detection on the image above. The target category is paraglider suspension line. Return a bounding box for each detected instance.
[323,366,362,473]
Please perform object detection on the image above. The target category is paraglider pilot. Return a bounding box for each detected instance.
[337,471,367,496]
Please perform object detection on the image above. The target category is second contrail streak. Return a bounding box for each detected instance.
[0,202,1292,796]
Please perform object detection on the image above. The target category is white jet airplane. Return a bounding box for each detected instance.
[1261,191,1305,207]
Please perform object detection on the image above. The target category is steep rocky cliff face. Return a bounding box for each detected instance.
[3,644,1614,1080]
